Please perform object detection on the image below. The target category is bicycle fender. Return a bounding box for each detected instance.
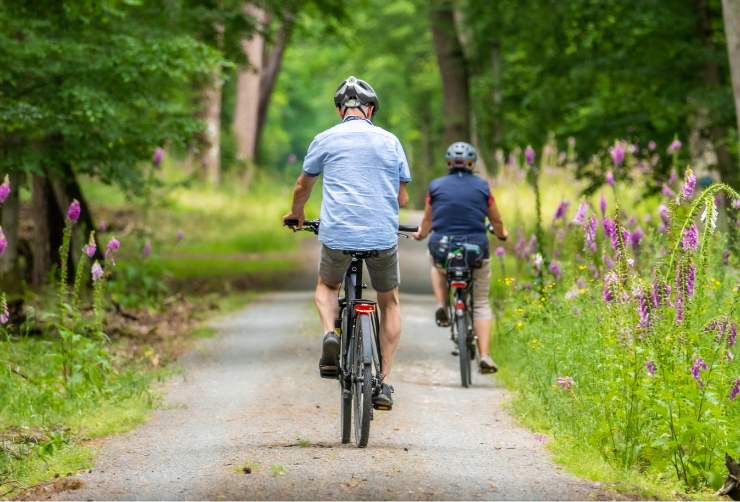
[359,315,374,365]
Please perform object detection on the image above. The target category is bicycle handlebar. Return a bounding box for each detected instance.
[284,218,418,235]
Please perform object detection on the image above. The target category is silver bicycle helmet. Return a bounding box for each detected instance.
[446,142,477,170]
[334,76,379,113]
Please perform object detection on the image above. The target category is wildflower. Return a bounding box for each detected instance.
[0,294,8,325]
[97,220,109,232]
[0,227,6,257]
[602,218,618,249]
[0,175,11,204]
[548,260,561,280]
[667,138,682,154]
[176,230,185,242]
[525,235,537,257]
[638,292,650,328]
[731,379,740,401]
[514,237,527,259]
[565,285,580,299]
[67,199,81,223]
[685,264,696,297]
[152,147,165,167]
[658,204,670,226]
[681,169,696,199]
[105,237,120,264]
[691,357,707,385]
[83,232,96,258]
[630,227,643,250]
[584,217,597,253]
[609,142,625,166]
[495,246,505,258]
[651,280,671,308]
[553,201,570,222]
[700,200,718,232]
[645,361,656,376]
[648,140,657,151]
[599,194,607,217]
[661,184,675,198]
[681,224,698,251]
[142,240,152,258]
[603,272,618,303]
[604,255,615,269]
[91,261,104,282]
[605,170,615,186]
[556,376,574,390]
[533,253,544,270]
[572,202,588,225]
[675,294,684,324]
[524,145,536,166]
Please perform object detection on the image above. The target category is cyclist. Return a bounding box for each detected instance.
[283,76,411,410]
[412,142,507,374]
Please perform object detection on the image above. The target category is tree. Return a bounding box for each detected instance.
[722,0,740,187]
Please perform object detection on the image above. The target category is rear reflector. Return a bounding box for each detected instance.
[455,299,465,310]
[450,281,467,288]
[354,303,376,314]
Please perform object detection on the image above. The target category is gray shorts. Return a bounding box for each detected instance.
[319,245,400,292]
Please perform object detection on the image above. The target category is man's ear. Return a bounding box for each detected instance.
[367,105,375,118]
[336,107,344,119]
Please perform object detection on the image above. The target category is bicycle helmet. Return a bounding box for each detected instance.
[446,142,477,171]
[334,76,379,113]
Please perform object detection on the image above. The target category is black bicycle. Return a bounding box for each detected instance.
[285,219,417,447]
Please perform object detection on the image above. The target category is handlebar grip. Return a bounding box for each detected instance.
[398,224,419,233]
[283,218,301,227]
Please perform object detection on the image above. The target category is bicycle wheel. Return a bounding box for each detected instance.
[456,314,471,388]
[353,315,373,447]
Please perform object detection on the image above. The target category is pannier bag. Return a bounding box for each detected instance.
[430,236,484,269]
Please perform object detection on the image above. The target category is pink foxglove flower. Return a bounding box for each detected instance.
[730,379,740,401]
[0,294,8,325]
[142,240,152,258]
[495,246,505,258]
[661,184,675,198]
[681,169,696,199]
[548,260,561,280]
[572,202,588,225]
[645,361,656,376]
[91,261,104,282]
[83,232,96,258]
[691,358,708,386]
[105,237,120,264]
[648,140,656,151]
[667,138,682,154]
[599,194,607,217]
[0,227,6,257]
[152,147,165,167]
[0,175,11,204]
[67,199,81,223]
[553,201,570,222]
[605,170,615,186]
[609,142,625,166]
[524,145,536,166]
[681,224,698,251]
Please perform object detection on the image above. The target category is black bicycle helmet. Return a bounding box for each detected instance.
[334,76,379,113]
[446,142,477,170]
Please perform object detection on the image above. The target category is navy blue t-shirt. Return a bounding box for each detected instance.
[427,170,491,258]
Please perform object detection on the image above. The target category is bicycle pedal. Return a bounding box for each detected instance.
[319,365,339,379]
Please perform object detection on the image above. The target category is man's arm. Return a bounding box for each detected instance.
[283,173,318,227]
[412,195,432,240]
[488,194,508,240]
[398,182,409,208]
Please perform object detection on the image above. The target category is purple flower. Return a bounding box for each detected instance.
[658,204,670,226]
[603,272,617,303]
[533,253,544,270]
[572,202,588,225]
[599,194,607,217]
[67,199,81,223]
[651,280,671,308]
[553,201,570,222]
[675,293,684,324]
[514,237,527,259]
[602,218,618,249]
[524,145,536,166]
[83,232,96,258]
[584,217,597,253]
[495,246,505,258]
[648,140,657,151]
[681,224,698,251]
[605,170,615,186]
[638,292,651,328]
[142,240,152,258]
[661,184,675,198]
[97,220,109,232]
[176,230,185,242]
[526,235,537,257]
[729,323,737,348]
[0,295,8,325]
[667,138,682,154]
[691,357,707,385]
[610,142,625,166]
[0,175,11,204]
[556,376,574,390]
[91,261,104,282]
[681,169,696,199]
[0,227,6,258]
[730,379,740,401]
[645,360,656,376]
[105,237,120,264]
[604,255,615,269]
[152,147,165,167]
[685,263,696,297]
[629,227,643,250]
[548,260,562,280]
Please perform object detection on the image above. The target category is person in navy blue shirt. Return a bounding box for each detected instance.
[413,142,507,374]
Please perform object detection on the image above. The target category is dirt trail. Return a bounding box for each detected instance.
[51,231,615,500]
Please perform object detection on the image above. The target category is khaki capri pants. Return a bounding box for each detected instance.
[433,257,492,321]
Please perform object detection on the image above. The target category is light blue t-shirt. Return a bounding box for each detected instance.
[303,117,412,251]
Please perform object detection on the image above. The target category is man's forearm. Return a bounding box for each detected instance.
[291,175,315,214]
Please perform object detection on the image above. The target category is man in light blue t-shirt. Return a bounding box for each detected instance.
[283,76,411,410]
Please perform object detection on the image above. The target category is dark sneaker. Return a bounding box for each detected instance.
[372,383,394,411]
[479,355,498,374]
[435,307,450,327]
[319,331,340,378]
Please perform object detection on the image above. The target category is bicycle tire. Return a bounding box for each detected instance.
[340,382,352,444]
[457,314,471,388]
[353,316,373,447]
[339,307,352,444]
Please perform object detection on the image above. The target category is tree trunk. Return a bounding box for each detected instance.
[233,5,267,166]
[49,163,96,265]
[30,174,52,286]
[255,15,295,162]
[430,0,471,146]
[198,67,223,186]
[0,171,21,277]
[722,0,740,188]
[696,0,738,188]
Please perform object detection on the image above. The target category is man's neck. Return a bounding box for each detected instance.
[342,109,371,121]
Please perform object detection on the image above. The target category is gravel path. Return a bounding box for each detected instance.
[51,237,614,500]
